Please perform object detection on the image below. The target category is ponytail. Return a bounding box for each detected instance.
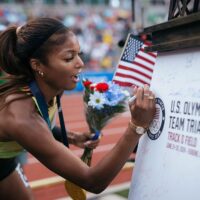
[0,27,32,106]
[0,26,33,80]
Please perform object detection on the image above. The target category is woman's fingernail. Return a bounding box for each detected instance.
[90,134,95,138]
[84,141,90,146]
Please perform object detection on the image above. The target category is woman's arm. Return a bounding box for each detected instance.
[4,86,155,193]
[11,116,139,193]
[52,126,100,149]
[51,126,76,143]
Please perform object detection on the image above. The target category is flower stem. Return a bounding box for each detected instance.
[81,147,93,166]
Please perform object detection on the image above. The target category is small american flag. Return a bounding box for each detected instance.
[113,33,157,87]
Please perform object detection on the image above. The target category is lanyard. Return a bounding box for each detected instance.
[29,81,69,147]
[56,95,69,147]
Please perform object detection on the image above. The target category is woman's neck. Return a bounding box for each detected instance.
[35,78,63,104]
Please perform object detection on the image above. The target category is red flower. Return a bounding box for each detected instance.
[83,80,92,88]
[95,83,109,92]
[90,85,96,91]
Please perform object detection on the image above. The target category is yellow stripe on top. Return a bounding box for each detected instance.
[0,96,57,159]
[32,96,57,124]
[0,141,25,159]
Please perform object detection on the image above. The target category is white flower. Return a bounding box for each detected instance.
[88,92,106,110]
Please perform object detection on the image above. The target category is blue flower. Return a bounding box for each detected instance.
[104,82,129,106]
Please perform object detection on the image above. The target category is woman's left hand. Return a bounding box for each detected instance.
[71,131,101,149]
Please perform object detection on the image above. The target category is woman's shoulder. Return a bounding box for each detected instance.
[0,93,38,135]
[4,93,36,114]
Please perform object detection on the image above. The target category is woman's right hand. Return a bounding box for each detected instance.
[129,85,156,129]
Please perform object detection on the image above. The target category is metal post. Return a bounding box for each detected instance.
[131,0,135,22]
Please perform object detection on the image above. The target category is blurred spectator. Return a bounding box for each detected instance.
[0,5,133,72]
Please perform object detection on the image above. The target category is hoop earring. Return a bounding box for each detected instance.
[38,71,44,77]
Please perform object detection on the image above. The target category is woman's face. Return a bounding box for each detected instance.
[42,32,84,91]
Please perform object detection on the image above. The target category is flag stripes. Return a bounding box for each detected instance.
[114,72,149,85]
[117,65,152,79]
[113,79,145,88]
[118,61,153,76]
[140,48,157,58]
[113,34,157,87]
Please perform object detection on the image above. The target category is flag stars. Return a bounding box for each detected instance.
[122,35,143,63]
[113,33,157,88]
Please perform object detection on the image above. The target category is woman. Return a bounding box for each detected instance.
[0,17,155,199]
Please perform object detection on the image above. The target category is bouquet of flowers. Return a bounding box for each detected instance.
[81,79,129,165]
[65,80,129,200]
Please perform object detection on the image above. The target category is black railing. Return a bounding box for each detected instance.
[168,0,200,20]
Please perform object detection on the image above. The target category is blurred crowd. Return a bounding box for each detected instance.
[0,5,133,72]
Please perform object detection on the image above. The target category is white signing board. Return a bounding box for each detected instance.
[128,48,200,200]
